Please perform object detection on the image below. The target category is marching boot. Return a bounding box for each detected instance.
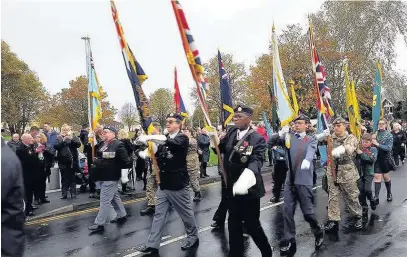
[193,191,201,202]
[324,220,339,233]
[280,238,296,256]
[140,205,155,216]
[362,207,369,223]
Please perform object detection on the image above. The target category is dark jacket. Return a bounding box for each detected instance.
[392,130,406,154]
[7,140,21,152]
[197,134,211,162]
[44,130,58,156]
[54,135,81,169]
[156,132,189,190]
[268,134,286,161]
[79,129,89,146]
[16,143,38,183]
[218,126,266,198]
[120,138,134,158]
[93,139,132,181]
[1,139,25,257]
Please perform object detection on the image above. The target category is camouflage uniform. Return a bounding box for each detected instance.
[327,131,362,221]
[146,163,158,206]
[186,137,201,193]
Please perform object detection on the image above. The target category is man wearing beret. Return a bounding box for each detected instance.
[319,117,363,233]
[136,113,199,255]
[88,126,132,232]
[277,114,324,256]
[210,105,273,257]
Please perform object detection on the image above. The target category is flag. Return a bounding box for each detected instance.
[308,21,334,129]
[344,61,361,141]
[218,50,233,128]
[317,112,328,166]
[372,61,383,132]
[267,83,279,131]
[85,40,102,148]
[173,67,188,119]
[272,25,296,127]
[263,112,273,136]
[110,0,154,135]
[289,80,299,115]
[171,0,212,127]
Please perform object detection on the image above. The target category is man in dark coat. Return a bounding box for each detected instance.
[7,133,21,152]
[136,113,199,255]
[197,128,211,177]
[1,139,26,257]
[16,134,37,216]
[210,105,272,257]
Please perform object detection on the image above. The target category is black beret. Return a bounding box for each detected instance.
[234,104,253,116]
[293,114,311,123]
[166,112,184,121]
[103,126,117,134]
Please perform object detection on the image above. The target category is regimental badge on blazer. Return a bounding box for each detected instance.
[102,152,116,159]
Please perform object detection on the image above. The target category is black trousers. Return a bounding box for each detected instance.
[88,165,97,193]
[24,180,35,212]
[34,172,47,201]
[201,162,208,176]
[393,149,405,166]
[357,174,374,208]
[136,158,146,179]
[313,159,317,185]
[213,177,228,224]
[272,161,287,199]
[228,196,272,257]
[60,167,76,197]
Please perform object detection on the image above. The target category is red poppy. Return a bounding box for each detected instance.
[243,141,249,147]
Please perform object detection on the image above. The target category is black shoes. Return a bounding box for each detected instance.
[110,215,128,224]
[315,230,324,249]
[60,195,68,199]
[210,221,224,229]
[362,208,369,223]
[387,193,393,202]
[88,224,105,232]
[280,239,296,256]
[193,191,201,202]
[324,220,339,233]
[34,199,41,205]
[181,239,199,250]
[136,245,159,254]
[270,196,281,203]
[374,198,379,206]
[25,211,35,216]
[140,206,155,216]
[41,198,50,204]
[370,198,377,210]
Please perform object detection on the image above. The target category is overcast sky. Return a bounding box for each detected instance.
[2,0,407,118]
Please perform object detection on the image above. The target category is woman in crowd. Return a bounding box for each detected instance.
[33,133,51,205]
[372,118,394,204]
[391,122,406,166]
[118,129,134,193]
[54,124,81,199]
[197,128,211,178]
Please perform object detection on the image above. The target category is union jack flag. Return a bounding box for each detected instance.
[308,26,334,122]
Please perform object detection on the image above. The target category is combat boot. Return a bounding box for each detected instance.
[193,191,201,202]
[280,238,296,256]
[354,217,363,230]
[140,205,155,216]
[387,193,393,202]
[324,220,339,233]
[370,197,377,210]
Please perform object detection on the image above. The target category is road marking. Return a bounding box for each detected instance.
[123,185,322,257]
[25,181,222,226]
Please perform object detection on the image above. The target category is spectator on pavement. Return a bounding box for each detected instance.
[33,133,51,205]
[392,123,406,166]
[7,133,21,152]
[30,126,40,138]
[118,129,134,193]
[1,139,26,257]
[198,128,211,178]
[54,124,81,200]
[16,134,37,216]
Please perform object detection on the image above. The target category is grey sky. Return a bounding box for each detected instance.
[2,0,406,117]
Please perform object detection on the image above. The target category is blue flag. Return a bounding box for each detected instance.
[218,50,233,128]
[317,112,328,167]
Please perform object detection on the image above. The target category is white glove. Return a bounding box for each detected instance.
[315,129,330,141]
[138,148,149,159]
[88,132,94,138]
[332,145,346,158]
[137,135,167,145]
[301,159,311,170]
[163,128,169,136]
[233,168,256,195]
[278,125,290,138]
[402,143,405,147]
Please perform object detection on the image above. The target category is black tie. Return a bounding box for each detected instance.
[295,134,300,139]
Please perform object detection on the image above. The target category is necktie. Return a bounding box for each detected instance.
[295,134,301,139]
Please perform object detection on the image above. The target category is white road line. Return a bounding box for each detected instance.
[124,185,322,257]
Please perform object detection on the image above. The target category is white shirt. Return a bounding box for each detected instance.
[237,127,250,140]
[169,130,180,139]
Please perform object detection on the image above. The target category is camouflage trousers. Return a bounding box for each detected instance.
[188,168,201,193]
[146,171,158,206]
[327,176,362,221]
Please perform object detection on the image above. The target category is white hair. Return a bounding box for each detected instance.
[393,122,401,130]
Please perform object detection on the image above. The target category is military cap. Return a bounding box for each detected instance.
[332,117,347,125]
[234,104,253,116]
[293,114,311,123]
[103,126,117,134]
[166,112,184,121]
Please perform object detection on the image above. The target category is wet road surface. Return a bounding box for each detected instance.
[25,165,407,257]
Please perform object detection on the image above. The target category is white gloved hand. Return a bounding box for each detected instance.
[402,143,405,147]
[233,168,256,195]
[332,145,346,158]
[301,159,311,170]
[163,128,169,136]
[137,135,166,145]
[278,125,290,138]
[136,135,148,145]
[88,132,94,138]
[138,148,150,159]
[344,144,355,155]
[315,129,330,141]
